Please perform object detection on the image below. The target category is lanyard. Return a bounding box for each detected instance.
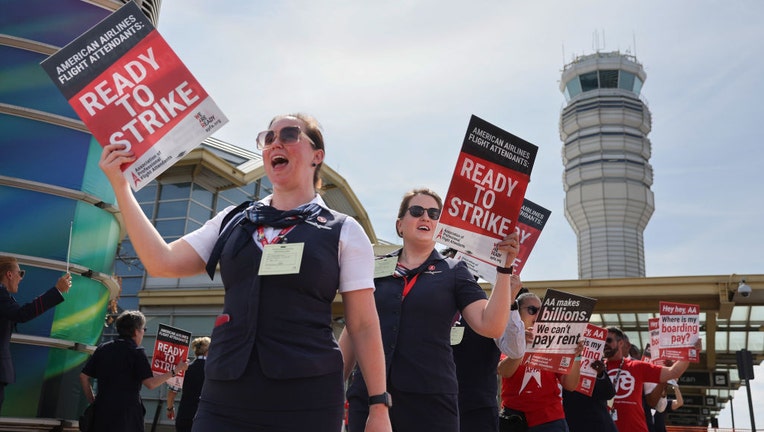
[612,357,626,391]
[401,273,420,300]
[256,225,296,247]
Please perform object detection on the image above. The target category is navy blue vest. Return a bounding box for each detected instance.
[205,206,346,381]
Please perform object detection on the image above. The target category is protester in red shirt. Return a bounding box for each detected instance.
[498,292,583,431]
[603,326,699,432]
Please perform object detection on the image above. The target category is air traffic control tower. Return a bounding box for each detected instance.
[559,51,654,279]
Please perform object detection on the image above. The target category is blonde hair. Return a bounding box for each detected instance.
[192,336,211,356]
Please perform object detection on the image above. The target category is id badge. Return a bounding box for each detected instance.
[450,326,465,345]
[258,243,304,275]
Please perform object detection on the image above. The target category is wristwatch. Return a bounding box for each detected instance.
[368,391,392,408]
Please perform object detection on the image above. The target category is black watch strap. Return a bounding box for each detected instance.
[368,391,392,407]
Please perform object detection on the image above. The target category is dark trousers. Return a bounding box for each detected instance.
[460,406,499,432]
[349,388,458,432]
[175,418,193,432]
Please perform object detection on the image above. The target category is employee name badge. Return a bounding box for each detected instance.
[374,256,398,278]
[450,325,465,345]
[258,243,304,275]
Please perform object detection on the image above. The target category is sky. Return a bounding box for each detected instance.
[154,1,764,427]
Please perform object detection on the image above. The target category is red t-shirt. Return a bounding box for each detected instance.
[606,358,663,432]
[500,360,565,427]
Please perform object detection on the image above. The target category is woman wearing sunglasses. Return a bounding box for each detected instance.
[498,292,584,432]
[98,113,390,432]
[340,188,519,432]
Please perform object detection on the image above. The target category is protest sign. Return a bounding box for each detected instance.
[453,198,550,284]
[645,317,666,366]
[152,324,191,388]
[659,301,700,362]
[40,1,228,191]
[524,289,596,374]
[435,115,538,266]
[575,324,608,396]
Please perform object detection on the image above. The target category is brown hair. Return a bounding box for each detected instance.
[269,113,325,188]
[395,188,443,237]
[115,310,146,338]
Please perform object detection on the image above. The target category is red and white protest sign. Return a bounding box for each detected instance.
[645,317,666,366]
[152,324,191,387]
[524,289,596,374]
[575,324,608,396]
[40,1,227,191]
[454,198,550,283]
[435,115,538,266]
[658,301,700,363]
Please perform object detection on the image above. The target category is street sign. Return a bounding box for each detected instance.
[677,371,729,388]
[712,371,729,387]
[679,371,711,387]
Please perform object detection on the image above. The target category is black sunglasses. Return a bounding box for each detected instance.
[606,337,621,343]
[407,205,441,220]
[521,305,540,315]
[256,126,314,150]
[18,269,25,278]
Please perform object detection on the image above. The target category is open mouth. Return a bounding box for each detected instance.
[270,155,288,168]
[417,225,430,231]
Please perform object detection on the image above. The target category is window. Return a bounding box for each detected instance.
[599,70,619,88]
[566,78,582,100]
[619,71,635,92]
[580,72,599,92]
[159,182,191,200]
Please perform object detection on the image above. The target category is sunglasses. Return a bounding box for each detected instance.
[521,305,540,315]
[17,269,25,278]
[256,126,315,150]
[407,205,441,220]
[606,337,621,344]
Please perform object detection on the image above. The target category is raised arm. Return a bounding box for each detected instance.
[461,232,519,338]
[659,339,702,382]
[494,274,525,358]
[142,361,188,390]
[645,382,667,408]
[671,385,684,410]
[99,144,205,277]
[497,355,524,379]
[590,360,616,400]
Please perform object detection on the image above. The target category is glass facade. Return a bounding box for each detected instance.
[564,69,644,101]
[112,177,270,315]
